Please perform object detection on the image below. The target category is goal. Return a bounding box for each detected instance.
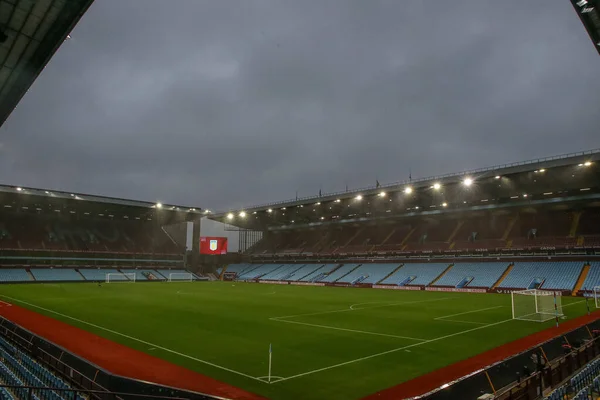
[168,273,194,282]
[511,289,563,322]
[105,273,136,283]
[593,287,600,308]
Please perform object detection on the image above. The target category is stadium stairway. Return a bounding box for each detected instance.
[492,263,514,289]
[447,221,464,243]
[333,264,362,283]
[377,264,404,284]
[429,264,453,286]
[501,216,518,241]
[379,228,397,246]
[570,211,583,238]
[572,264,591,296]
[75,269,86,280]
[25,269,35,281]
[401,227,416,246]
[219,265,228,280]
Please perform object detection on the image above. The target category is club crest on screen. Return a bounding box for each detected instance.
[209,240,218,251]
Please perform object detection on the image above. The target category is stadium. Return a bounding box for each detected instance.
[1,1,600,400]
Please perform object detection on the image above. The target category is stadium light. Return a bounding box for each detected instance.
[404,187,413,194]
[316,202,321,205]
[539,168,546,172]
[156,202,162,209]
[432,183,441,190]
[463,178,473,186]
[320,216,325,220]
[378,191,386,197]
[523,194,528,198]
[335,199,341,203]
[267,208,273,213]
[226,213,234,220]
[15,187,22,192]
[495,175,501,179]
[584,161,592,167]
[239,211,246,218]
[355,195,363,201]
[281,207,286,210]
[442,202,448,207]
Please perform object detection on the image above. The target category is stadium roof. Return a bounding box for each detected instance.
[0,183,203,218]
[0,0,94,128]
[211,148,600,230]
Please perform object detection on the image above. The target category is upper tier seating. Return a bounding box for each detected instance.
[380,263,450,286]
[338,264,401,284]
[433,263,510,288]
[499,262,584,290]
[0,213,182,254]
[30,269,83,282]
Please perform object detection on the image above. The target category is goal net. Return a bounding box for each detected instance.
[512,289,563,322]
[105,273,136,283]
[168,273,194,282]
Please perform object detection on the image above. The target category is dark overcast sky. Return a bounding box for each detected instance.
[0,0,599,211]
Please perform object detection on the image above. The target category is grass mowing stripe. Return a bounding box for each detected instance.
[0,294,266,384]
[434,306,504,321]
[269,318,427,341]
[272,318,513,384]
[272,296,457,320]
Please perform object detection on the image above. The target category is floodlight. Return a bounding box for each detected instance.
[495,176,501,179]
[404,187,413,194]
[523,194,528,198]
[584,161,592,167]
[335,199,341,203]
[442,202,448,207]
[16,187,22,192]
[267,208,273,213]
[316,202,321,205]
[355,195,363,200]
[379,191,386,197]
[539,168,546,172]
[156,202,162,209]
[281,207,286,210]
[226,213,234,220]
[432,183,441,190]
[320,216,325,220]
[239,211,246,217]
[463,178,473,186]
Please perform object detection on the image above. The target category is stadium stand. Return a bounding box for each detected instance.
[283,264,322,281]
[337,263,402,284]
[433,262,510,288]
[30,269,83,282]
[380,263,450,286]
[238,264,282,280]
[78,269,126,281]
[320,264,361,282]
[0,269,31,283]
[581,262,600,291]
[299,264,339,282]
[498,262,584,290]
[120,269,165,281]
[0,335,84,400]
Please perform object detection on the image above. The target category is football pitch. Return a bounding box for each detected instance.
[0,282,589,400]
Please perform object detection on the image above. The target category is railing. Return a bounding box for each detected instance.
[0,385,192,400]
[214,148,600,213]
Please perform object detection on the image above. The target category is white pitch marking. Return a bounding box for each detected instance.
[437,319,488,325]
[434,306,504,321]
[0,295,265,383]
[0,300,12,307]
[271,318,427,341]
[272,297,456,320]
[272,318,513,384]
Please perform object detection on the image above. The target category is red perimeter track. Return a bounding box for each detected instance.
[0,303,598,400]
[363,310,600,400]
[0,303,265,400]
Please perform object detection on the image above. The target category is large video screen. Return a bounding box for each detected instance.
[200,236,228,255]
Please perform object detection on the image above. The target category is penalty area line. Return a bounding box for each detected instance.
[0,295,266,384]
[272,318,513,384]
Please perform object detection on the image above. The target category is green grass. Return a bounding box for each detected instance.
[0,282,589,400]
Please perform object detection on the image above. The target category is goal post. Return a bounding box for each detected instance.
[593,287,600,308]
[105,273,136,283]
[511,289,563,322]
[168,273,194,282]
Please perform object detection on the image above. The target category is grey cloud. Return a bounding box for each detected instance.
[0,0,599,211]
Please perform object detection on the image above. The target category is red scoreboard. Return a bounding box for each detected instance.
[200,236,228,255]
